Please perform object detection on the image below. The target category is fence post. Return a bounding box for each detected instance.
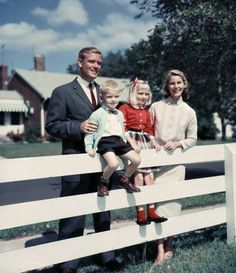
[225,143,236,245]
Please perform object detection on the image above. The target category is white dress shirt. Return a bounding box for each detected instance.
[76,75,98,104]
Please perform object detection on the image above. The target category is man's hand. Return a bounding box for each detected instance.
[80,120,98,134]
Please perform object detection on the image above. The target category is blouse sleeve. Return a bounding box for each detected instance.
[179,111,198,150]
[145,110,155,137]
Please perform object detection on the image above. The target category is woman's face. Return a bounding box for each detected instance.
[168,75,185,101]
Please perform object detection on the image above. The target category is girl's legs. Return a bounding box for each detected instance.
[134,172,150,225]
[144,173,168,223]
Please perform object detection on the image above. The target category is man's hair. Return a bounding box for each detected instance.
[78,47,102,60]
[161,69,189,101]
[100,80,121,95]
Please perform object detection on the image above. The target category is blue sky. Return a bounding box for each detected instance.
[0,0,157,73]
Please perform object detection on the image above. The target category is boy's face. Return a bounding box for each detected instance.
[100,89,120,109]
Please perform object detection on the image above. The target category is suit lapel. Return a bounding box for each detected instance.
[72,78,94,109]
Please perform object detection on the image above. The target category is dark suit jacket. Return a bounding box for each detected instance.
[46,78,100,155]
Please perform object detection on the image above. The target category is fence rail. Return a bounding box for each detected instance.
[0,143,235,273]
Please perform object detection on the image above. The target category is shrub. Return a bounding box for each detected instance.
[24,121,40,143]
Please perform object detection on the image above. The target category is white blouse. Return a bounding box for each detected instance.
[149,97,197,150]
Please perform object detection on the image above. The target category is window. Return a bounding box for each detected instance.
[0,112,4,125]
[11,112,20,125]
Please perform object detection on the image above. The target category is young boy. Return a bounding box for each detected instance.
[84,80,141,197]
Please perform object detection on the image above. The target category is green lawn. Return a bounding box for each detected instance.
[24,225,236,273]
[0,139,235,158]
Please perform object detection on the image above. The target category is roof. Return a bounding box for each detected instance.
[0,90,28,112]
[12,69,130,101]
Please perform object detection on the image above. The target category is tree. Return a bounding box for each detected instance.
[131,0,236,140]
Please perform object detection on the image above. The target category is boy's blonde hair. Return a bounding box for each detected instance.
[129,78,152,106]
[100,80,121,95]
[161,69,189,101]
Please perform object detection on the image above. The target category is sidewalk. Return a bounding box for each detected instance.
[0,220,134,253]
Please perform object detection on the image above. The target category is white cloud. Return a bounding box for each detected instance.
[0,11,156,55]
[88,13,156,51]
[31,0,88,27]
[0,22,59,53]
[97,0,139,15]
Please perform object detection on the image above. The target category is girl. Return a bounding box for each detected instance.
[149,69,197,266]
[119,78,168,225]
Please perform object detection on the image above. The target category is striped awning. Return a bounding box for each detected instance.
[0,100,28,112]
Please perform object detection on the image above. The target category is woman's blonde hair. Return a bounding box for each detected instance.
[161,69,189,101]
[129,78,152,106]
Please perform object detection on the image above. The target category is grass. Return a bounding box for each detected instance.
[25,225,236,273]
[0,142,61,158]
[0,139,235,159]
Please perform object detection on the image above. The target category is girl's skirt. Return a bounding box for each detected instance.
[128,128,154,173]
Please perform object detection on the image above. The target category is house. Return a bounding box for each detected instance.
[0,55,130,139]
[0,90,28,139]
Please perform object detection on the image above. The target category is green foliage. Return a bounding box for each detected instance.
[130,0,236,140]
[24,121,41,143]
[99,50,130,78]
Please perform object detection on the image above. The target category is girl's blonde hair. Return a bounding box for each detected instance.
[129,78,152,106]
[161,69,189,101]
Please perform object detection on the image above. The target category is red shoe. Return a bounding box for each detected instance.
[147,207,168,223]
[136,209,151,226]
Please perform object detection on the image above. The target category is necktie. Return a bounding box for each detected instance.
[108,109,118,114]
[88,83,97,108]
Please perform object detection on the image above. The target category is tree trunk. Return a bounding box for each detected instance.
[221,117,226,141]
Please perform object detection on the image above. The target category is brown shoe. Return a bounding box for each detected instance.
[97,183,109,197]
[118,176,141,193]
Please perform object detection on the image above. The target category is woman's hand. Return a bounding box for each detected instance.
[164,141,181,150]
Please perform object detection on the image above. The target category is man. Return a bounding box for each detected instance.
[45,47,123,273]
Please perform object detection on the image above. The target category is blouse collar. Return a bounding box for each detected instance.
[165,96,183,105]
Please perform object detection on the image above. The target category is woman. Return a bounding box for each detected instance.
[149,69,198,265]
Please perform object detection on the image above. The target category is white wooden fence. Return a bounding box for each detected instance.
[0,143,235,273]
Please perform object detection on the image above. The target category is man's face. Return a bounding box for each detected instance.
[78,52,102,82]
